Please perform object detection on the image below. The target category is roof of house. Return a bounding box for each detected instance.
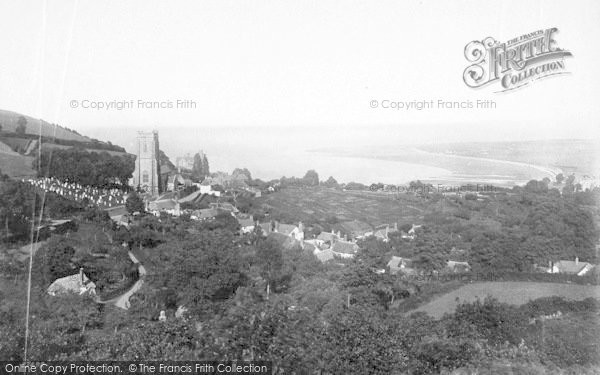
[149,199,177,211]
[268,232,298,250]
[315,249,334,263]
[178,189,202,203]
[277,224,298,236]
[258,222,272,234]
[331,240,359,254]
[555,260,593,274]
[373,225,398,239]
[387,256,409,269]
[237,217,255,228]
[47,272,95,295]
[168,174,186,185]
[317,231,338,242]
[193,208,220,219]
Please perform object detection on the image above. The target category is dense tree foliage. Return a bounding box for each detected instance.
[125,191,145,214]
[192,152,210,181]
[33,148,134,188]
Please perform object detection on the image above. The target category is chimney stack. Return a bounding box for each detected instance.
[575,257,579,265]
[79,267,84,285]
[394,222,398,231]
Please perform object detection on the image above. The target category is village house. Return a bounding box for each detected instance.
[315,230,341,247]
[197,180,221,197]
[401,224,422,240]
[147,198,181,217]
[257,222,273,236]
[190,208,220,221]
[373,223,399,242]
[549,258,595,276]
[166,173,191,192]
[237,216,256,234]
[387,256,416,275]
[47,268,96,296]
[274,222,305,242]
[330,240,359,259]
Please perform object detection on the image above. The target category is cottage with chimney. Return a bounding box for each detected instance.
[549,257,595,276]
[47,268,96,296]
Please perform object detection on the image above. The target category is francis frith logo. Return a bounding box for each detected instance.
[463,28,572,92]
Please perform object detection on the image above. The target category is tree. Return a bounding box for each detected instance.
[556,173,564,184]
[126,192,145,214]
[33,237,77,287]
[256,237,284,299]
[302,170,319,186]
[232,168,252,181]
[192,152,210,181]
[322,176,339,188]
[34,148,134,188]
[16,116,27,135]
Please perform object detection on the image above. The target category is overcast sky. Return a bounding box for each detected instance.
[1,0,599,147]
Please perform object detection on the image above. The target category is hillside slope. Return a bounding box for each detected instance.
[0,109,90,142]
[0,109,131,179]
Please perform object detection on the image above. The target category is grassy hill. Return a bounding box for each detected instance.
[0,109,130,179]
[0,109,90,142]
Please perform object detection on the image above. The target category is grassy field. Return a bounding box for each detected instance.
[256,186,427,233]
[411,281,600,319]
[0,152,36,178]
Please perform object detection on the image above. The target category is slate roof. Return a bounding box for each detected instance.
[237,217,255,228]
[317,231,338,242]
[277,224,298,236]
[149,199,177,211]
[387,256,410,269]
[331,240,359,254]
[197,208,221,219]
[47,272,96,296]
[555,260,593,275]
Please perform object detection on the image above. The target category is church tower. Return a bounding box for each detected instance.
[132,130,160,196]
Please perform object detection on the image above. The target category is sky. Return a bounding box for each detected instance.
[1,0,599,159]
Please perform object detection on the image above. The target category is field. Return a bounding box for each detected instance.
[411,281,600,319]
[256,186,427,232]
[0,152,36,178]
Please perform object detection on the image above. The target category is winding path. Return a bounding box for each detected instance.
[99,251,146,309]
